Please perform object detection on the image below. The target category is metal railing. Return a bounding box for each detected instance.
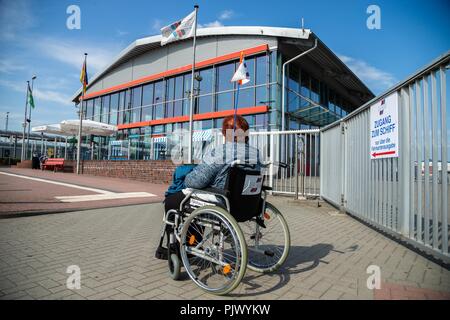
[320,52,449,263]
[249,130,320,197]
[165,128,321,197]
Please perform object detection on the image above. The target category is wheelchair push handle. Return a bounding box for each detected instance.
[230,160,257,169]
[231,160,288,169]
[260,161,288,169]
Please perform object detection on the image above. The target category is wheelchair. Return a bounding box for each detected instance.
[159,161,291,295]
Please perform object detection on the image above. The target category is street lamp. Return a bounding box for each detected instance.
[20,80,30,161]
[5,112,9,132]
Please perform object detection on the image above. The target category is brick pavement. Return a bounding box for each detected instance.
[0,197,448,300]
[0,167,166,216]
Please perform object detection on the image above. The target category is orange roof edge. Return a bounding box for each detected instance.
[117,105,269,130]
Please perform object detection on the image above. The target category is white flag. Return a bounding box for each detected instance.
[161,10,196,46]
[231,53,250,85]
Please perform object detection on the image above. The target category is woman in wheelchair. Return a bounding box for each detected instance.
[156,115,290,295]
[163,115,260,212]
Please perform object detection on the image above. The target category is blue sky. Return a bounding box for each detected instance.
[0,0,449,132]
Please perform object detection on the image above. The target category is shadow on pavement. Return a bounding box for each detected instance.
[229,243,359,297]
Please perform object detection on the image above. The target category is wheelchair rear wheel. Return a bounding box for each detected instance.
[179,206,247,295]
[239,202,290,273]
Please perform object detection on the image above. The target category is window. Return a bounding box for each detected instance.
[216,92,234,111]
[256,55,267,85]
[289,119,299,130]
[243,115,254,127]
[174,75,184,117]
[288,67,300,111]
[270,51,277,83]
[118,91,125,124]
[154,81,164,119]
[200,119,213,130]
[255,114,267,128]
[153,125,164,134]
[300,71,310,108]
[216,62,235,111]
[131,86,142,123]
[215,118,223,129]
[237,87,254,108]
[196,68,214,114]
[85,99,93,120]
[166,77,175,118]
[109,93,119,125]
[198,68,213,95]
[256,86,267,106]
[329,90,336,114]
[142,83,153,121]
[243,58,255,87]
[123,90,131,124]
[311,77,320,104]
[183,74,191,115]
[101,95,110,123]
[216,63,234,92]
[197,95,213,114]
[93,98,101,122]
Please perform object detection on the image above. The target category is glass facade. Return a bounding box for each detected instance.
[82,52,275,135]
[79,49,358,160]
[285,62,355,129]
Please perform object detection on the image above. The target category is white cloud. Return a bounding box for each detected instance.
[151,19,163,33]
[0,0,35,40]
[338,54,397,93]
[219,10,234,20]
[199,20,224,28]
[116,30,129,37]
[0,79,72,106]
[0,59,25,74]
[33,37,120,74]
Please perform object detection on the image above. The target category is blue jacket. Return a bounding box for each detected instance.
[185,142,261,190]
[165,164,197,196]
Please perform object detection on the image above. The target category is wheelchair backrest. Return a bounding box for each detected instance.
[224,166,264,222]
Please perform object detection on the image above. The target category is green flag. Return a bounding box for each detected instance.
[28,83,35,109]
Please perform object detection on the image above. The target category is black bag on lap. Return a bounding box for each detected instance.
[224,166,264,222]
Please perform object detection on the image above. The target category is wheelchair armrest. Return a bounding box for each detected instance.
[262,185,273,191]
[203,187,229,197]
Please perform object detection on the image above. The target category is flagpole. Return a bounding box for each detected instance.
[188,4,199,164]
[26,75,37,159]
[21,81,30,162]
[76,53,87,175]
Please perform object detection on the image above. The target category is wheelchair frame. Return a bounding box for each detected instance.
[159,161,290,294]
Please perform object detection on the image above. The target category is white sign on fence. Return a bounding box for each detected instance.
[370,92,399,159]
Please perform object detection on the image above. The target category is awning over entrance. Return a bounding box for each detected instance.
[60,120,117,136]
[32,124,68,136]
[33,120,117,137]
[287,89,341,127]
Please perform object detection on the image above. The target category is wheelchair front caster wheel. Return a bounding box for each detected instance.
[168,253,181,280]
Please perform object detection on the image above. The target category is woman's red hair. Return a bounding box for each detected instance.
[222,115,249,142]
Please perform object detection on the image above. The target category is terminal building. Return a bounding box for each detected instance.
[71,26,374,160]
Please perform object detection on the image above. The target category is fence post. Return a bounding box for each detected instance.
[399,88,411,236]
[269,133,274,190]
[340,121,346,212]
[295,134,299,200]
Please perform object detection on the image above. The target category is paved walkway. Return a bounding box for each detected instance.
[0,167,166,217]
[0,197,448,300]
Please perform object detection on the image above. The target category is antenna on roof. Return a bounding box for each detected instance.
[301,17,305,33]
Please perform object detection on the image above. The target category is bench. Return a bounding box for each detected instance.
[42,158,65,172]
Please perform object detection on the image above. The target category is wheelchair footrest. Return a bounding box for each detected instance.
[155,245,168,260]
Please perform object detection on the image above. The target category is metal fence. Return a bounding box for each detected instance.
[320,52,449,263]
[165,128,321,197]
[249,130,320,197]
